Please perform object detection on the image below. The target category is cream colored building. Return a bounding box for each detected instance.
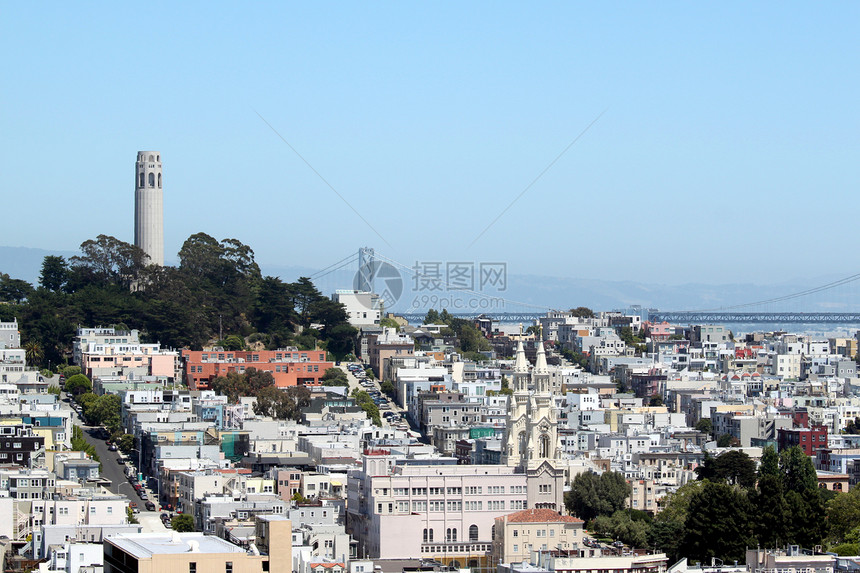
[104,516,290,573]
[493,508,584,564]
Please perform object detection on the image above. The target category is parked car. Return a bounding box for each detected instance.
[108,444,118,451]
[139,492,148,500]
[145,501,156,511]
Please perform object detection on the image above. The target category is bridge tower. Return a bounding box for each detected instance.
[357,247,375,292]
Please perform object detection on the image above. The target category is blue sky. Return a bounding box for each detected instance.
[2,2,858,285]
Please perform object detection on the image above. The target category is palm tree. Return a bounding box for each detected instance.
[24,340,43,367]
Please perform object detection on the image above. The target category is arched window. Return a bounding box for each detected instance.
[148,172,155,187]
[539,434,550,458]
[423,528,429,543]
[158,173,162,188]
[149,155,154,162]
[468,560,478,569]
[138,173,144,188]
[157,155,160,161]
[518,432,527,456]
[469,524,479,542]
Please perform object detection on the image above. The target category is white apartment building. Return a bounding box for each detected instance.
[332,291,381,327]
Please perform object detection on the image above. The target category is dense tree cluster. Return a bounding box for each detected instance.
[0,233,358,368]
[649,446,829,564]
[211,368,311,421]
[565,470,631,521]
[566,449,853,564]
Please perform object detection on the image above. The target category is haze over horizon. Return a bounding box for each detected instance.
[2,3,858,287]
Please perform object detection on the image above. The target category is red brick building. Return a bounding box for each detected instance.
[181,348,332,390]
[777,425,828,456]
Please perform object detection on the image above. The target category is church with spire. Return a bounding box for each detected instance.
[502,341,565,510]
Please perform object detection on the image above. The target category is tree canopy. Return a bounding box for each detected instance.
[565,470,630,521]
[0,233,357,367]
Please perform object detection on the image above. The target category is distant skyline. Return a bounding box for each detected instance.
[1,3,858,285]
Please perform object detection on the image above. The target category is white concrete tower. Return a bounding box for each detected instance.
[134,151,164,266]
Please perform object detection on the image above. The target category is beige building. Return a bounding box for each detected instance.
[104,516,290,573]
[368,328,414,381]
[493,508,584,564]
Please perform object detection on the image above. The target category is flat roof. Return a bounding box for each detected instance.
[108,532,246,559]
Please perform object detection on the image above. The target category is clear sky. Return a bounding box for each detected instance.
[2,2,858,285]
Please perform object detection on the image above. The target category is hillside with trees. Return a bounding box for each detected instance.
[0,233,357,367]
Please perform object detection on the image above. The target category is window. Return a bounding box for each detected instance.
[469,524,479,542]
[190,564,197,573]
[148,172,155,187]
[226,563,233,573]
[513,545,519,553]
[423,528,433,543]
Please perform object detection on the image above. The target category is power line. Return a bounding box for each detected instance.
[309,253,358,280]
[373,252,552,312]
[694,272,860,312]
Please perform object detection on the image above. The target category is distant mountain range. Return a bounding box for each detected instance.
[1,245,849,313]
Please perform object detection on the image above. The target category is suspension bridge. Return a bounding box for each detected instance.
[306,248,860,326]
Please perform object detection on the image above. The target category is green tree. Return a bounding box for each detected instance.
[681,481,754,564]
[60,365,82,378]
[752,475,790,548]
[172,514,195,532]
[716,434,738,448]
[827,488,860,543]
[780,446,818,494]
[380,380,396,398]
[218,334,245,351]
[119,434,135,453]
[648,520,685,563]
[565,471,630,521]
[39,255,69,292]
[380,317,400,330]
[785,489,826,548]
[758,445,781,481]
[64,374,93,396]
[24,340,44,367]
[351,388,381,425]
[0,273,34,303]
[326,323,358,361]
[424,309,442,324]
[696,450,757,488]
[69,234,148,288]
[320,368,349,386]
[569,307,595,318]
[695,418,713,436]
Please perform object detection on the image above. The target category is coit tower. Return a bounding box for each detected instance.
[134,151,164,266]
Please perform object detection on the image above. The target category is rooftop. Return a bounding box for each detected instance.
[107,532,247,559]
[505,508,583,523]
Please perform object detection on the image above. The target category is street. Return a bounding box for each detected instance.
[61,391,165,531]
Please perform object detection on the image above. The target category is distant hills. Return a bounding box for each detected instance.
[0,246,77,285]
[1,245,849,313]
